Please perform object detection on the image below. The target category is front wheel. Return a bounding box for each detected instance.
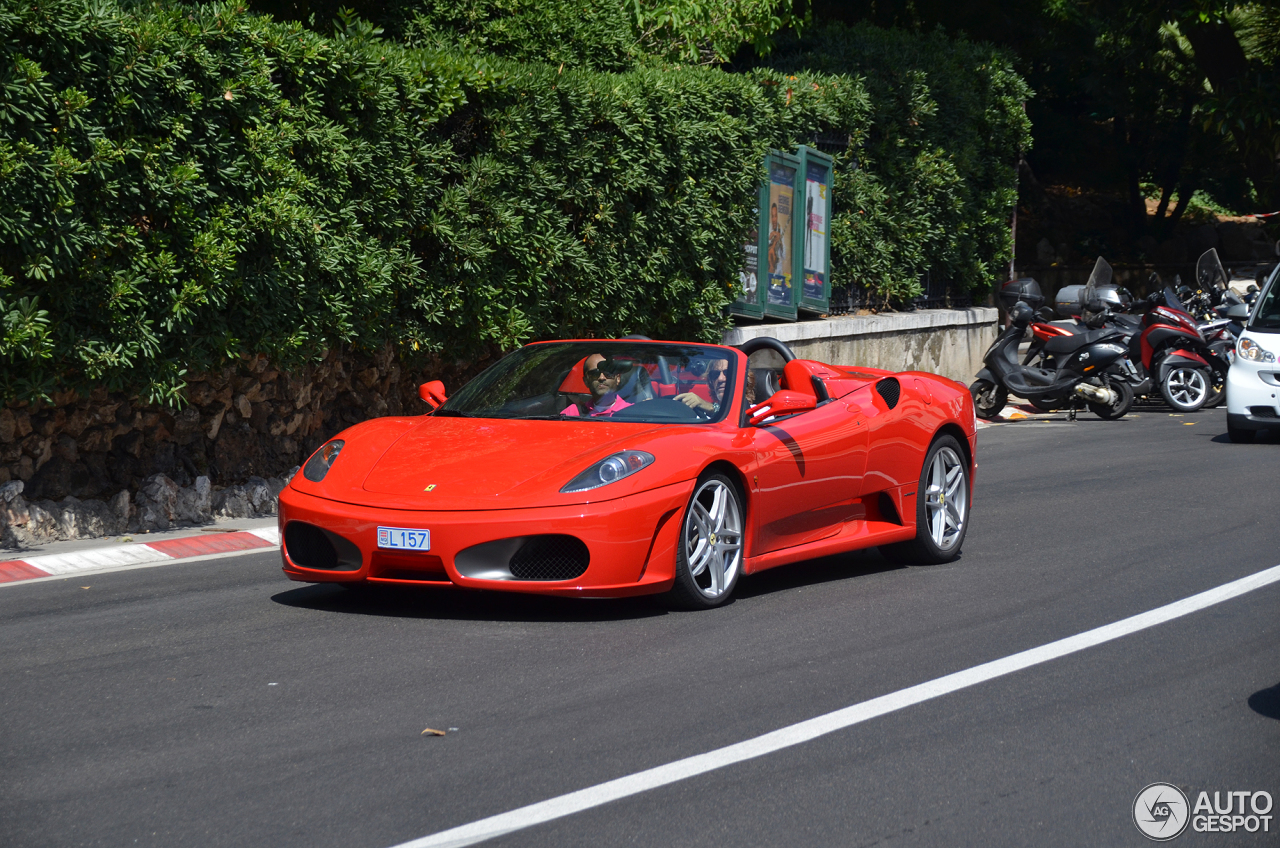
[1088,377,1134,420]
[1160,364,1210,412]
[666,472,744,609]
[881,435,970,565]
[1227,420,1257,443]
[970,379,1007,420]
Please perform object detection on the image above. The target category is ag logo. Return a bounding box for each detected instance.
[1134,783,1190,841]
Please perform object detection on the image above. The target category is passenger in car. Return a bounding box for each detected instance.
[675,358,729,414]
[562,354,633,417]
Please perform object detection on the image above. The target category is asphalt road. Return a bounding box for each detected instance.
[2,406,1278,848]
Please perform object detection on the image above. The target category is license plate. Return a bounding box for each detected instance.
[377,527,431,551]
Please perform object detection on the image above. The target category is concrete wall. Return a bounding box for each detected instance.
[723,308,997,384]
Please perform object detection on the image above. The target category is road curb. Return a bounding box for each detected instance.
[0,527,280,584]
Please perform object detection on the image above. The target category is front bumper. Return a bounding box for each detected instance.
[277,481,693,597]
[1226,355,1280,428]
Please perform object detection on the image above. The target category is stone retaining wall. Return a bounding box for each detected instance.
[723,308,997,383]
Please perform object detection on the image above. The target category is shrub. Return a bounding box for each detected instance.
[0,2,1028,406]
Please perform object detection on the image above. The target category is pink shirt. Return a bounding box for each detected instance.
[561,395,633,417]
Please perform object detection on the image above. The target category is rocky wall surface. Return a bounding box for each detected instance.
[0,344,498,549]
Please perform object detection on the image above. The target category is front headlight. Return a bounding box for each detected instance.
[561,450,654,493]
[1237,337,1276,363]
[302,439,345,482]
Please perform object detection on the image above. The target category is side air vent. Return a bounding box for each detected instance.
[509,535,590,581]
[876,377,901,409]
[1249,406,1278,418]
[284,522,362,571]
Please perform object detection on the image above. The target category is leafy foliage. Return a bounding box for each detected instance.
[759,24,1033,301]
[0,0,1028,404]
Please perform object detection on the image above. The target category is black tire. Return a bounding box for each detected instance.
[1088,377,1134,420]
[881,435,970,565]
[666,472,744,609]
[970,379,1007,420]
[1160,364,1210,412]
[1227,421,1257,443]
[1205,366,1227,408]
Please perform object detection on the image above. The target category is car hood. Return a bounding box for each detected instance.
[299,415,690,510]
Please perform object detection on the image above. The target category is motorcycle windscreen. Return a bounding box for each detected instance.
[1196,248,1228,292]
[1083,256,1113,305]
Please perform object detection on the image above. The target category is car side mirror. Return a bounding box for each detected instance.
[745,390,816,426]
[418,380,447,409]
[1226,303,1250,320]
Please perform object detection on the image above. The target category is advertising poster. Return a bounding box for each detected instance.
[739,242,758,303]
[802,163,829,301]
[766,162,795,306]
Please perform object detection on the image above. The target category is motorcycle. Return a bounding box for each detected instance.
[971,300,1133,421]
[1025,257,1226,412]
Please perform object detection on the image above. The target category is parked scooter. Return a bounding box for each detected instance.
[971,300,1133,420]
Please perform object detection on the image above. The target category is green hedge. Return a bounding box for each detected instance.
[0,0,1029,405]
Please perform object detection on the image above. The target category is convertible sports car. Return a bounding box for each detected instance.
[278,337,977,608]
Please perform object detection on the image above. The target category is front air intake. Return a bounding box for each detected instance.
[509,535,590,581]
[284,522,362,571]
[876,377,901,409]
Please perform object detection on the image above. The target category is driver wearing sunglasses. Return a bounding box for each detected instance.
[675,358,729,413]
[562,353,634,417]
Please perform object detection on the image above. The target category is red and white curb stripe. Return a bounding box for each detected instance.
[0,527,280,584]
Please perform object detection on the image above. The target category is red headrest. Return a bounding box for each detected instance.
[781,360,822,400]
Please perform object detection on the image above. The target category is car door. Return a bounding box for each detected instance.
[748,397,869,555]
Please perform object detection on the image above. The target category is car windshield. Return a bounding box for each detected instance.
[1249,264,1280,332]
[436,342,738,423]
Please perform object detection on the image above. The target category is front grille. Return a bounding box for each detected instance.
[876,378,901,409]
[285,522,337,570]
[1249,406,1279,418]
[284,521,362,571]
[509,535,589,581]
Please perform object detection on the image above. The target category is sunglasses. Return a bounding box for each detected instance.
[585,365,622,380]
[707,369,727,380]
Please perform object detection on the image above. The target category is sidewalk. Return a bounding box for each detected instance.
[0,517,280,586]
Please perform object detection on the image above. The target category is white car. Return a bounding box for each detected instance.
[1226,264,1280,443]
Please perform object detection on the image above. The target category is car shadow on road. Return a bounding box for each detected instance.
[270,582,669,623]
[734,548,907,600]
[1248,682,1280,720]
[270,548,908,621]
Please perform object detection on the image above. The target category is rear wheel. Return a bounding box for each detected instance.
[1088,377,1134,420]
[970,379,1007,420]
[666,472,744,609]
[881,435,970,565]
[1205,367,1227,408]
[1160,365,1210,412]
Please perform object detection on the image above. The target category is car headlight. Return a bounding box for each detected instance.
[561,450,654,493]
[302,439,345,482]
[1237,338,1276,363]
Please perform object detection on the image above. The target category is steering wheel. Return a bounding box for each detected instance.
[736,337,795,362]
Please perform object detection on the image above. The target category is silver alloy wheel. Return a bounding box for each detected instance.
[1166,367,1208,408]
[683,478,743,599]
[923,446,967,551]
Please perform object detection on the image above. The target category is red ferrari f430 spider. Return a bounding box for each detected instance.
[278,337,976,608]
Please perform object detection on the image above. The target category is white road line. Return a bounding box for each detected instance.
[391,562,1280,848]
